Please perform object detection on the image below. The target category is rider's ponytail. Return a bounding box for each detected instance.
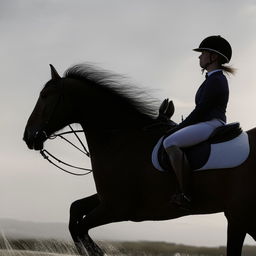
[221,64,236,75]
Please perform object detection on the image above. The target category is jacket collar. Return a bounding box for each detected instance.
[206,69,222,77]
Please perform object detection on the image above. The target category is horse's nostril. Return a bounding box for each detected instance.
[23,129,32,146]
[23,129,28,141]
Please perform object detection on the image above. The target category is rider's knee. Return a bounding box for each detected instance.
[163,137,179,149]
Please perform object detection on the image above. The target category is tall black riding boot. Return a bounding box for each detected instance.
[165,145,191,208]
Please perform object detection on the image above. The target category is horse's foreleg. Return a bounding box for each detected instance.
[226,221,246,256]
[75,203,126,256]
[69,194,100,244]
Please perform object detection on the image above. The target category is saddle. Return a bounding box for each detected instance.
[156,122,246,171]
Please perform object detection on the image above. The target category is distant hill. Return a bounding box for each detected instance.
[0,219,70,240]
[110,241,256,256]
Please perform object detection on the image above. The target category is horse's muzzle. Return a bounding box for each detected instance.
[23,129,48,150]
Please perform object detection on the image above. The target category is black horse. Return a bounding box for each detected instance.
[23,64,256,256]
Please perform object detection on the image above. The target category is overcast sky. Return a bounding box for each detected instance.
[1,0,256,246]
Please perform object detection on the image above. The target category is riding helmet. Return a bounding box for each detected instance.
[193,35,232,63]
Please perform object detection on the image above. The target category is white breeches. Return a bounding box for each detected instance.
[163,119,224,149]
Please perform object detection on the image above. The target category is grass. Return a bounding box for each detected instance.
[0,237,256,256]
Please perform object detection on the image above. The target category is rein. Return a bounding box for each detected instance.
[40,125,92,176]
[39,121,174,176]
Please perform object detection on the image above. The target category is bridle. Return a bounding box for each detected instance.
[34,81,92,176]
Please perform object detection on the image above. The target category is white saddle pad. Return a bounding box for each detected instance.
[196,132,249,171]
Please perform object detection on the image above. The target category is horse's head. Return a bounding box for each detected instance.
[24,63,177,150]
[23,65,76,150]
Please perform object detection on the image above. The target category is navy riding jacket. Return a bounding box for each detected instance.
[178,70,229,129]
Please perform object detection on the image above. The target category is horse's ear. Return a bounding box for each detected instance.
[166,100,175,118]
[157,98,175,121]
[49,64,61,80]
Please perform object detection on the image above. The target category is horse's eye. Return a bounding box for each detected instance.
[40,92,48,99]
[40,88,51,99]
[40,85,58,99]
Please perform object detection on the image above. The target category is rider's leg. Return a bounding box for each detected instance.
[163,119,223,206]
[164,119,223,148]
[165,145,191,205]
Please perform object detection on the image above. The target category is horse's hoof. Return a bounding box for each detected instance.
[76,237,104,256]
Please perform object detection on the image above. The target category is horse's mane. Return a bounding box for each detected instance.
[64,64,158,119]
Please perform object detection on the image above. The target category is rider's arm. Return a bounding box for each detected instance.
[177,75,229,129]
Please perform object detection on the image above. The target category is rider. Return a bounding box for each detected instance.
[163,35,235,208]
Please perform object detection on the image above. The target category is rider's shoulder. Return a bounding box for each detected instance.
[207,71,228,85]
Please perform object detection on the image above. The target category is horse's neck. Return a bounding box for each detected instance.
[104,107,153,129]
[78,85,155,129]
[80,103,153,131]
[81,121,165,165]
